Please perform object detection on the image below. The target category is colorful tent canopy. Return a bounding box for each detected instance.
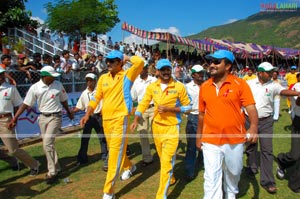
[121,22,300,59]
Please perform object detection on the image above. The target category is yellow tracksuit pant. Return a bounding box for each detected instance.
[152,122,179,199]
[102,115,132,194]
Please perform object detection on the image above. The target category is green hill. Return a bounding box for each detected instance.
[188,10,300,49]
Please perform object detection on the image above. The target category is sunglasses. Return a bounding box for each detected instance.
[209,59,222,65]
[105,58,120,64]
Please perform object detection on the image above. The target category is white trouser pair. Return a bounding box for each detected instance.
[202,142,244,199]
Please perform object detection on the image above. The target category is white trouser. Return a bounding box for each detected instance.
[202,142,244,199]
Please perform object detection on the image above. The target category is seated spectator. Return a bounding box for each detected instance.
[53,54,62,72]
[27,53,42,83]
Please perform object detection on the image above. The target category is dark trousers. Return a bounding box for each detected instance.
[77,114,108,163]
[245,116,275,187]
[277,116,300,170]
[185,114,203,176]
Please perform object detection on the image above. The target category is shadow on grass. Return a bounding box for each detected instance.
[237,167,260,199]
[0,152,103,199]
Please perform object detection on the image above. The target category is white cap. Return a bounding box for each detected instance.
[257,62,276,72]
[40,66,61,77]
[85,73,97,80]
[191,65,205,73]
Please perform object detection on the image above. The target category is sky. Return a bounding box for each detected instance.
[25,0,300,44]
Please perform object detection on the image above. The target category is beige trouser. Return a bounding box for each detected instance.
[137,106,154,163]
[39,114,62,176]
[0,116,38,169]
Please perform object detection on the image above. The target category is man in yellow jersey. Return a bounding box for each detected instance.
[80,50,144,199]
[131,59,191,199]
[285,66,298,112]
[243,67,257,81]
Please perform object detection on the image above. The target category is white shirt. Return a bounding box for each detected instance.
[131,75,157,104]
[76,88,102,113]
[247,78,284,118]
[0,82,23,114]
[24,79,68,113]
[185,80,199,114]
[290,82,300,118]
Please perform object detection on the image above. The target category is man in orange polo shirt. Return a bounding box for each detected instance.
[196,50,258,199]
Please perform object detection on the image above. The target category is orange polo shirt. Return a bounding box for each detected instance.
[199,74,255,145]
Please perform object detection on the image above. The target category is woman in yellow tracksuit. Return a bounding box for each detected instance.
[131,59,191,199]
[80,50,144,199]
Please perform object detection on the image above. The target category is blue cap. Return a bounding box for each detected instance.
[205,50,235,63]
[156,59,172,70]
[291,65,297,69]
[105,50,123,60]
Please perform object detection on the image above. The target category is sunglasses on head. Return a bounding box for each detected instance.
[105,58,120,64]
[209,59,222,65]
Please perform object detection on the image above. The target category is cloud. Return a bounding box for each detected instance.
[30,16,45,25]
[123,26,180,45]
[224,19,238,24]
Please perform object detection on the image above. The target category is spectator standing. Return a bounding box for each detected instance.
[80,50,144,199]
[8,66,74,184]
[245,62,300,194]
[184,64,205,182]
[131,62,157,166]
[196,50,258,199]
[243,67,257,81]
[1,55,17,85]
[106,36,113,49]
[94,54,107,75]
[285,66,298,113]
[131,59,191,199]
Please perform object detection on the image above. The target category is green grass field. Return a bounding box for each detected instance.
[0,100,299,199]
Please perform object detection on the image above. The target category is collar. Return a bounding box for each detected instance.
[155,78,176,88]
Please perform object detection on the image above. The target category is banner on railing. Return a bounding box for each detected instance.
[15,92,85,140]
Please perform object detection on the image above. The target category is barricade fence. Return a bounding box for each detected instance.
[9,70,91,97]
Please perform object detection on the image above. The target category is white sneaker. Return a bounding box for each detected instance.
[103,193,115,199]
[120,165,136,181]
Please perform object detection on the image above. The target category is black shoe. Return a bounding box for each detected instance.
[30,161,40,176]
[45,174,58,185]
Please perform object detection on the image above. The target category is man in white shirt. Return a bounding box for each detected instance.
[0,67,39,175]
[72,73,108,168]
[131,62,157,166]
[245,62,300,194]
[184,64,205,181]
[9,66,74,184]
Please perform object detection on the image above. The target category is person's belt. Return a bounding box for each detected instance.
[41,112,62,117]
[0,113,12,119]
[91,112,102,117]
[259,115,271,121]
[148,104,154,109]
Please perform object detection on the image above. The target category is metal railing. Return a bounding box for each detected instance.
[9,70,90,97]
[7,28,113,57]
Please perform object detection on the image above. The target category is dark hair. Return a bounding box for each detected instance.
[33,52,41,58]
[42,54,52,60]
[1,54,11,61]
[53,55,60,61]
[297,73,300,78]
[62,50,70,56]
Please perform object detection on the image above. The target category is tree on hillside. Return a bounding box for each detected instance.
[44,0,120,37]
[0,0,39,32]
